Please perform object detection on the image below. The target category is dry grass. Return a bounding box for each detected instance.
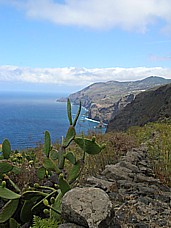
[128,122,171,187]
[73,131,138,184]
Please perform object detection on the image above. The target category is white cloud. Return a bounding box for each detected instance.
[0,65,171,87]
[4,0,171,32]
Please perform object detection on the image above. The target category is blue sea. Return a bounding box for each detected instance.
[0,92,105,150]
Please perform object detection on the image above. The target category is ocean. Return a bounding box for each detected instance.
[0,92,105,150]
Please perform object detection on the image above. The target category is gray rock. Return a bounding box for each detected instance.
[138,160,149,167]
[135,223,149,228]
[118,161,140,173]
[121,152,140,164]
[102,163,132,181]
[61,187,114,228]
[117,180,138,190]
[58,223,85,228]
[86,176,117,192]
[138,186,157,196]
[138,166,154,176]
[135,174,160,184]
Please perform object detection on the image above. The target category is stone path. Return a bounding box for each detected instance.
[60,145,171,227]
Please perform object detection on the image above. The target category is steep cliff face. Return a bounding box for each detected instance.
[88,94,135,123]
[69,76,171,123]
[106,83,171,132]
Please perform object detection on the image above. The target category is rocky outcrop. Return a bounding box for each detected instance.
[60,145,171,227]
[107,83,171,132]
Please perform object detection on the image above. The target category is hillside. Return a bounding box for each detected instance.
[69,76,171,123]
[107,83,171,132]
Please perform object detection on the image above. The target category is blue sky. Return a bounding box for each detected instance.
[0,0,171,93]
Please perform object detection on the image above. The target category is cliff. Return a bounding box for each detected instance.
[88,93,135,123]
[107,83,171,132]
[69,76,171,123]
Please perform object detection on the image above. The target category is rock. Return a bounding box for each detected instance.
[86,176,117,192]
[58,223,85,228]
[102,163,133,181]
[61,187,114,228]
[135,174,160,184]
[117,180,138,190]
[134,223,149,228]
[118,161,140,173]
[122,150,145,164]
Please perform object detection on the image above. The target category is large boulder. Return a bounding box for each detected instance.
[61,187,114,228]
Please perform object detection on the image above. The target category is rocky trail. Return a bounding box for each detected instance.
[59,145,171,228]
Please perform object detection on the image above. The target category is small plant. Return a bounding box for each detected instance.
[31,215,59,228]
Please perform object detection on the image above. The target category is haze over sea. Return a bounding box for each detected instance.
[0,92,103,150]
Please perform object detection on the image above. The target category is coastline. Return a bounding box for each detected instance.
[57,97,107,129]
[85,117,107,126]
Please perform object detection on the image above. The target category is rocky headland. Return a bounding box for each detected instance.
[68,76,171,124]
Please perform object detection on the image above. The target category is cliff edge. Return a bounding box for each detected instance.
[107,83,171,132]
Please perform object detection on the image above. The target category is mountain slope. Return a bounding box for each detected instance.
[69,76,171,123]
[106,83,171,132]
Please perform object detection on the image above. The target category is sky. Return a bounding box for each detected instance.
[0,0,171,93]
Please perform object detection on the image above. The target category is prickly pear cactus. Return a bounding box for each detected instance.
[74,136,105,155]
[58,173,71,195]
[63,126,76,148]
[44,131,51,157]
[0,186,21,199]
[0,161,13,174]
[67,159,83,184]
[2,139,11,159]
[0,199,19,223]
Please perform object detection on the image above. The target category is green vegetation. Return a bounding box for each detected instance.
[128,120,171,187]
[31,216,59,228]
